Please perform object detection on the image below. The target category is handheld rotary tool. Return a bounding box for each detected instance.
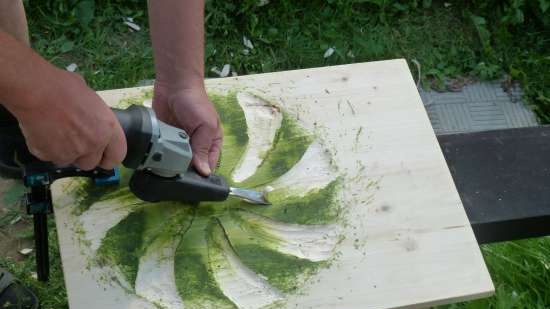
[112,104,269,205]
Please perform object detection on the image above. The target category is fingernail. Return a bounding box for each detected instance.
[201,162,211,175]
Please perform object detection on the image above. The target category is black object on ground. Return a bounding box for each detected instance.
[0,268,39,309]
[438,126,550,244]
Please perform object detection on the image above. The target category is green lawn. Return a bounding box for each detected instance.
[442,239,550,309]
[1,1,549,308]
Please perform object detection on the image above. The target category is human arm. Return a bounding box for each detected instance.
[0,30,126,170]
[148,0,222,176]
[0,0,29,46]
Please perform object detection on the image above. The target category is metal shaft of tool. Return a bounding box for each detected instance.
[229,187,270,205]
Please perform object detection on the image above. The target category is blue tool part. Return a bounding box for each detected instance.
[24,173,49,187]
[94,167,120,186]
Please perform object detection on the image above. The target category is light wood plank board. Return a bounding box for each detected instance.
[51,59,493,309]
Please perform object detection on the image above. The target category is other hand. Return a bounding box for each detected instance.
[152,83,222,176]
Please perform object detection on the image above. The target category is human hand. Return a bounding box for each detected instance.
[152,83,223,176]
[11,69,127,170]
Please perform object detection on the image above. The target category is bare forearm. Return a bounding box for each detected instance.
[0,30,56,115]
[0,0,29,46]
[0,31,126,170]
[148,1,222,175]
[148,0,205,90]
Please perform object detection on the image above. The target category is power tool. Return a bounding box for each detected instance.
[0,104,269,282]
[112,105,269,205]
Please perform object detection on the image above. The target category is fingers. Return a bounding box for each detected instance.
[208,130,223,171]
[72,121,127,171]
[48,128,126,171]
[24,128,126,171]
[74,150,103,171]
[151,86,224,176]
[190,124,216,176]
[25,140,76,168]
[99,123,127,170]
[192,125,223,176]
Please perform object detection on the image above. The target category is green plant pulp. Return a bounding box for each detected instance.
[69,91,341,308]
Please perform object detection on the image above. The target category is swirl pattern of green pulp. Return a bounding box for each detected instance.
[71,91,341,309]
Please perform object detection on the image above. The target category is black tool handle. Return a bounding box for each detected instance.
[0,104,18,126]
[129,169,230,203]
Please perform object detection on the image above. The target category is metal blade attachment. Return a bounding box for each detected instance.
[229,187,271,205]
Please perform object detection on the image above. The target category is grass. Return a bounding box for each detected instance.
[0,217,68,309]
[440,238,550,309]
[0,1,548,308]
[23,1,549,109]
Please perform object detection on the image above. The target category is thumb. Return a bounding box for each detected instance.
[190,125,213,176]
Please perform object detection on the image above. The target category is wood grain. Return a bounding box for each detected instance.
[53,59,494,309]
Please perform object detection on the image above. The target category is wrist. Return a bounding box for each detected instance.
[154,75,205,92]
[153,79,207,102]
[2,62,61,118]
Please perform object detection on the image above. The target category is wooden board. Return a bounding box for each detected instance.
[52,59,493,309]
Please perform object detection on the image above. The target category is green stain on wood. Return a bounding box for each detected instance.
[240,115,312,188]
[140,202,194,251]
[71,90,343,307]
[175,217,235,309]
[260,180,341,225]
[117,89,153,108]
[72,168,136,215]
[225,212,331,293]
[209,92,248,148]
[234,245,323,293]
[208,92,248,179]
[96,201,197,293]
[97,210,145,285]
[72,179,115,215]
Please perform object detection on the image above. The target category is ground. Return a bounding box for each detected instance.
[1,1,549,309]
[0,179,32,261]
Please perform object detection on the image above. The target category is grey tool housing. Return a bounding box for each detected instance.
[139,108,192,177]
[112,105,192,176]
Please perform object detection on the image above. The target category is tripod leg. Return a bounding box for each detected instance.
[33,213,49,282]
